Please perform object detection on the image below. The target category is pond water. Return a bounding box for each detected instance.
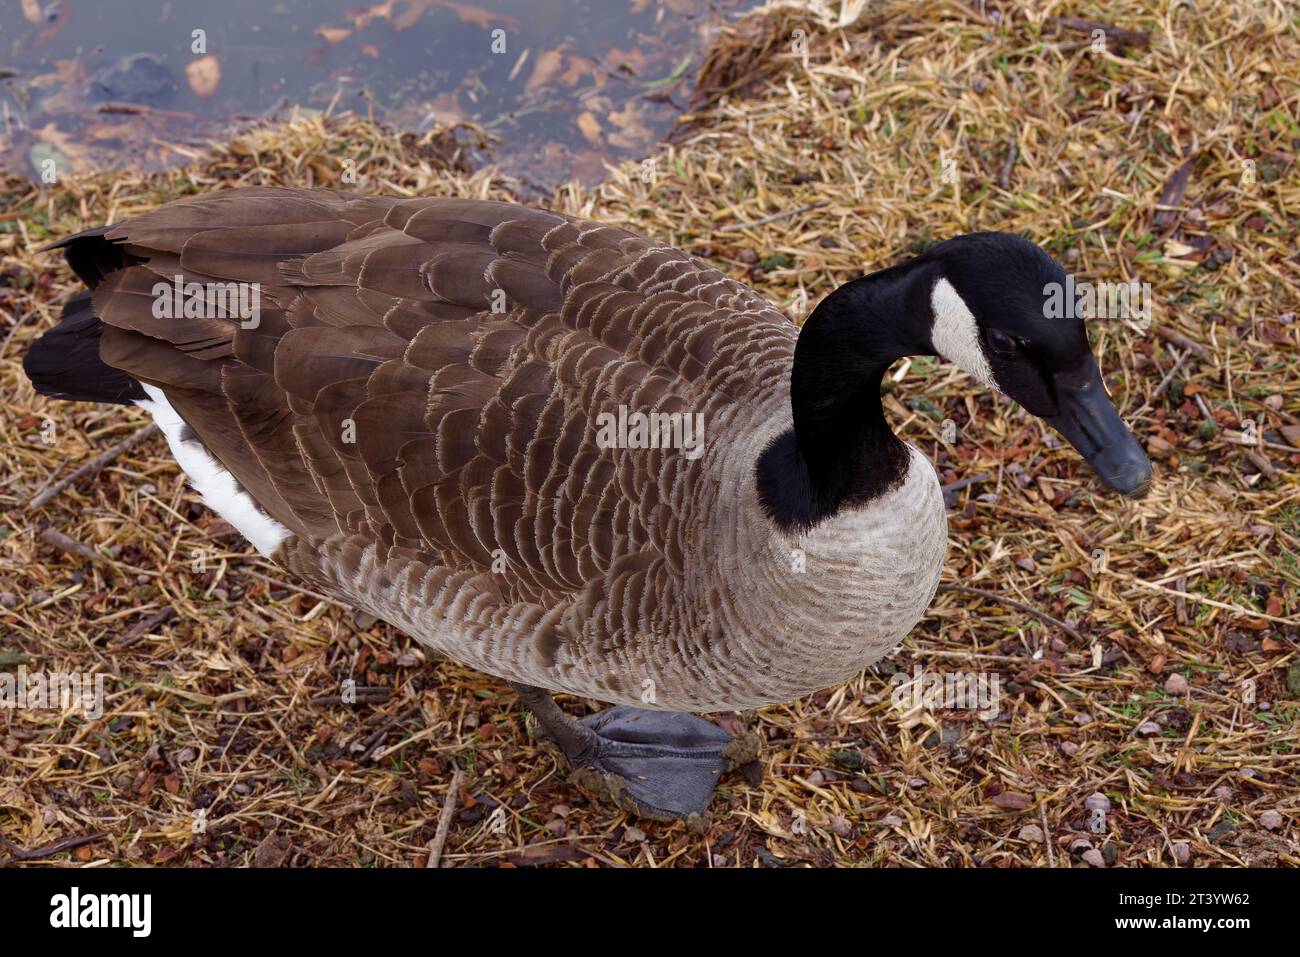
[1,0,750,188]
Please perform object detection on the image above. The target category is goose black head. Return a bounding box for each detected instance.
[920,232,1152,498]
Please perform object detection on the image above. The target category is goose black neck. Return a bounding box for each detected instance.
[756,258,938,532]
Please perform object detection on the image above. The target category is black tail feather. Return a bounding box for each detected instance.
[42,225,138,289]
[22,291,146,405]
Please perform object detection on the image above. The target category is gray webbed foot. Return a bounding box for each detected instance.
[509,683,760,822]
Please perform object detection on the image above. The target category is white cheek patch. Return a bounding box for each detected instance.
[136,383,290,556]
[929,277,998,391]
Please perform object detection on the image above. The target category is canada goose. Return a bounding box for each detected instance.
[23,187,1151,821]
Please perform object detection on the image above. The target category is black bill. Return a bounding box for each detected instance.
[1046,357,1152,498]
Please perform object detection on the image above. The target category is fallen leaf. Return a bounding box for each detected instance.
[186,55,221,99]
[603,45,648,76]
[990,791,1031,810]
[557,54,603,89]
[606,101,653,150]
[526,46,566,93]
[433,0,520,30]
[317,26,352,43]
[575,111,603,145]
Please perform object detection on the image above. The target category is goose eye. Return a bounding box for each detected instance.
[985,328,1018,357]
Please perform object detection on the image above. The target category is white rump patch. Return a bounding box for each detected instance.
[136,384,290,556]
[929,277,996,390]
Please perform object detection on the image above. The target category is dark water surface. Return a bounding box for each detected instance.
[1,0,749,187]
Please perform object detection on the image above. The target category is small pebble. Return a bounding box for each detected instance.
[830,815,852,838]
[1164,673,1188,695]
[551,804,571,818]
[1135,721,1162,737]
[1081,848,1106,867]
[907,776,927,790]
[1069,837,1093,854]
[1259,810,1283,831]
[881,813,904,828]
[1059,741,1080,757]
[806,770,825,787]
[0,592,17,609]
[1238,768,1259,780]
[1213,786,1233,803]
[1171,842,1191,865]
[624,825,646,842]
[1101,841,1119,865]
[546,819,567,838]
[1017,824,1044,843]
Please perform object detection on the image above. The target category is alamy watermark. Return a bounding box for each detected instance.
[595,404,705,460]
[1,667,106,720]
[1043,277,1151,328]
[890,665,1002,720]
[49,887,151,937]
[151,274,261,328]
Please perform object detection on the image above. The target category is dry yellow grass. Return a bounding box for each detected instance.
[1,0,1297,867]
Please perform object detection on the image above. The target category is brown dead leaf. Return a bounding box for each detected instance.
[526,46,566,93]
[345,0,396,30]
[317,26,353,43]
[557,55,604,89]
[433,0,520,30]
[186,55,221,99]
[603,46,649,76]
[576,111,603,145]
[606,101,653,150]
[990,791,1032,810]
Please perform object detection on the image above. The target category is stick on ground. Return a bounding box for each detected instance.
[27,422,159,510]
[426,766,466,868]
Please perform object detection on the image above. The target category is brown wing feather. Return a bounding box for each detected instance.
[90,185,795,631]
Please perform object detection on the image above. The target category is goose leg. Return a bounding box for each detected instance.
[508,682,760,822]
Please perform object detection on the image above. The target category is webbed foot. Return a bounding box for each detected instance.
[509,684,760,822]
